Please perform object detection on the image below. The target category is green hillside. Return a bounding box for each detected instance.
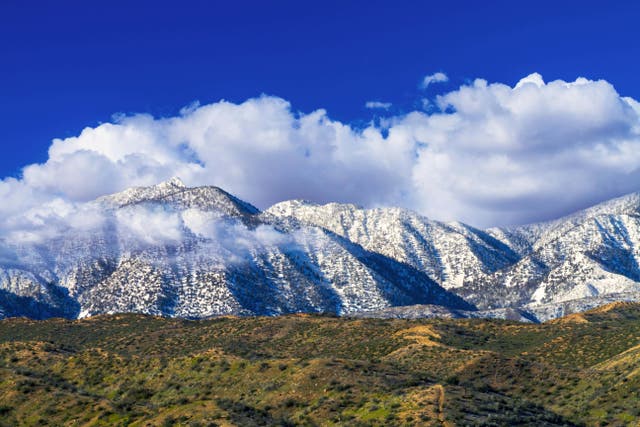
[1,303,639,426]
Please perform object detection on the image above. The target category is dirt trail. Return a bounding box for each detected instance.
[434,384,449,425]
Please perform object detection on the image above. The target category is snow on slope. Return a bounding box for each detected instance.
[267,194,640,319]
[265,200,519,289]
[461,196,640,312]
[1,179,639,322]
[0,179,469,319]
[487,192,640,252]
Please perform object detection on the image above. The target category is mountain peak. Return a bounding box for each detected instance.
[97,177,188,208]
[158,176,186,189]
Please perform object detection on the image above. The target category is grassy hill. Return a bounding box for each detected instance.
[0,303,639,426]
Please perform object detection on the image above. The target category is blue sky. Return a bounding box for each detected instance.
[1,1,640,227]
[2,0,638,176]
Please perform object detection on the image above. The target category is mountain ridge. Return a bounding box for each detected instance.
[1,178,639,322]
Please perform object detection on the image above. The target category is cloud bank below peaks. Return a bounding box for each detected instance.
[1,72,640,238]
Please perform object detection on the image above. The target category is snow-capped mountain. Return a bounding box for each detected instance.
[0,178,469,319]
[1,179,639,322]
[461,194,640,315]
[265,192,640,320]
[265,201,520,289]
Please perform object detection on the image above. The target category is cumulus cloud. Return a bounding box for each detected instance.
[1,72,640,234]
[365,101,392,110]
[2,198,106,244]
[11,96,413,212]
[421,72,449,88]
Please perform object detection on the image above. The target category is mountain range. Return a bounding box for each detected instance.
[1,177,639,322]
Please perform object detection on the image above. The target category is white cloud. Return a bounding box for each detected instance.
[365,101,392,110]
[180,208,295,262]
[421,72,448,88]
[514,72,545,89]
[1,73,640,234]
[407,73,640,225]
[115,206,184,245]
[2,198,106,244]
